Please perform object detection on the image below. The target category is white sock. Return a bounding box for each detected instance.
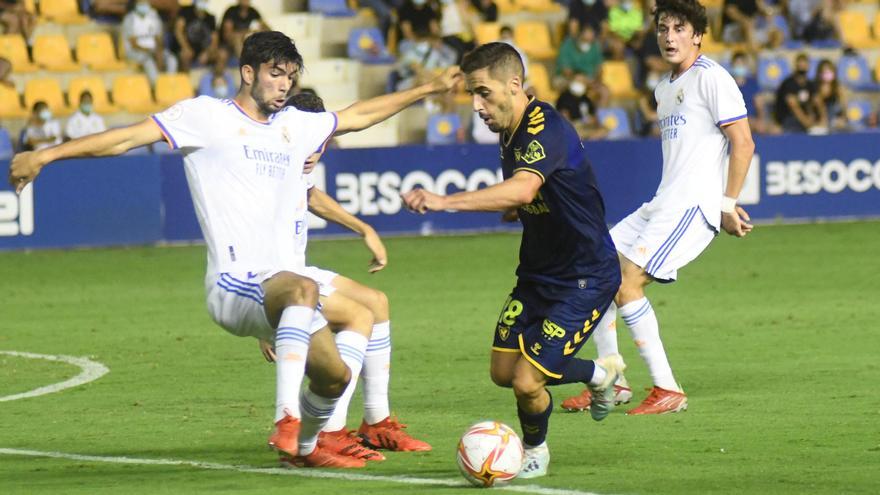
[592,302,619,358]
[298,388,340,455]
[322,330,368,432]
[619,297,678,391]
[588,362,607,386]
[273,306,314,423]
[362,321,392,424]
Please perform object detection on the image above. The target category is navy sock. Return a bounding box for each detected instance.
[545,358,595,386]
[517,390,553,447]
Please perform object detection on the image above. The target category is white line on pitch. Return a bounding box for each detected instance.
[0,351,110,402]
[0,448,607,495]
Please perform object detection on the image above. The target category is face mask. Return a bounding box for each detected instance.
[646,73,661,90]
[578,41,591,51]
[795,67,808,77]
[38,109,51,120]
[621,0,634,10]
[582,0,596,5]
[569,81,586,96]
[412,0,427,6]
[195,0,209,10]
[731,65,748,79]
[135,2,150,15]
[820,70,834,82]
[81,102,93,114]
[214,85,229,98]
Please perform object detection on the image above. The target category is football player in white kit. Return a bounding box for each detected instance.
[562,0,756,415]
[8,31,461,466]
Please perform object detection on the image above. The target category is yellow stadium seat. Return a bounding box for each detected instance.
[527,63,557,102]
[23,0,37,13]
[24,78,71,115]
[39,0,89,24]
[600,61,639,99]
[155,73,195,107]
[474,22,501,46]
[874,12,880,39]
[32,34,80,71]
[0,84,28,118]
[112,75,161,113]
[0,34,39,72]
[837,11,880,49]
[699,29,726,53]
[517,0,564,13]
[69,76,118,113]
[76,32,128,71]
[515,22,556,60]
[494,0,519,14]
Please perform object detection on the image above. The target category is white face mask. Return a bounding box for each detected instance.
[195,0,209,10]
[412,0,427,6]
[38,109,52,120]
[646,73,661,90]
[135,2,150,15]
[578,41,591,52]
[621,0,634,10]
[569,81,586,96]
[214,85,229,98]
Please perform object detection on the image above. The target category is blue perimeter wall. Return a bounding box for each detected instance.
[2,132,879,250]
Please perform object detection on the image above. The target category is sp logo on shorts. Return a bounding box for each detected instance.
[542,319,566,340]
[497,325,510,342]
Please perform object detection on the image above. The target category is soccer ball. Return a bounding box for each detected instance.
[456,421,524,487]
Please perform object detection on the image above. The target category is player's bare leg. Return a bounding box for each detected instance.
[332,276,432,452]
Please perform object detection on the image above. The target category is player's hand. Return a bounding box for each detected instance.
[430,66,463,94]
[721,206,753,237]
[401,188,445,214]
[363,228,388,273]
[259,339,276,362]
[8,151,43,193]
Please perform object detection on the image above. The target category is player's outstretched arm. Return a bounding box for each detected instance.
[334,66,463,135]
[308,187,388,272]
[402,171,542,214]
[8,119,164,193]
[720,118,756,237]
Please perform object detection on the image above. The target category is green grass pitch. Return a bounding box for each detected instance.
[1,221,879,494]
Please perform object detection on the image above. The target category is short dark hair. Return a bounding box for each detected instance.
[461,42,524,81]
[239,31,304,76]
[79,90,93,100]
[654,0,708,36]
[286,91,325,113]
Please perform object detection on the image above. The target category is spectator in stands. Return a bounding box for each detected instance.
[392,29,457,91]
[636,88,659,137]
[397,0,442,54]
[198,46,235,97]
[361,0,404,41]
[173,0,219,71]
[23,101,62,151]
[91,0,129,18]
[630,11,665,89]
[774,53,817,133]
[439,0,476,62]
[721,0,783,52]
[220,0,270,57]
[567,0,609,40]
[729,50,774,134]
[65,91,107,140]
[556,24,609,107]
[812,58,847,132]
[122,0,179,84]
[555,75,608,140]
[0,0,35,43]
[789,0,838,44]
[0,56,13,88]
[605,0,644,60]
[469,0,497,22]
[499,25,528,77]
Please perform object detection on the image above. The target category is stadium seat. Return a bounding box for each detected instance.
[601,61,639,99]
[39,0,89,24]
[0,34,38,73]
[112,75,161,113]
[0,84,28,118]
[757,55,790,91]
[837,11,880,49]
[699,29,726,54]
[32,34,80,72]
[155,73,195,107]
[24,78,71,115]
[516,0,564,13]
[845,99,873,131]
[527,63,557,102]
[426,113,461,145]
[494,0,519,14]
[514,22,555,60]
[76,32,128,71]
[69,76,118,113]
[0,128,14,160]
[309,0,356,17]
[597,107,633,140]
[347,28,395,64]
[837,54,879,91]
[474,22,501,46]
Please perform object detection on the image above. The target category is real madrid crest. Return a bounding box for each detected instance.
[675,89,684,105]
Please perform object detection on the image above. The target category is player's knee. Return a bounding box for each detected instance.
[511,373,543,400]
[490,367,514,388]
[371,290,390,321]
[279,273,319,307]
[615,283,643,306]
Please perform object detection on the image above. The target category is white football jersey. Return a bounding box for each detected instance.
[648,55,747,229]
[288,179,315,271]
[152,96,336,281]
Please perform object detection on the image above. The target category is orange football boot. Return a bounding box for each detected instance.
[280,445,366,468]
[318,429,385,461]
[268,415,300,457]
[627,386,688,415]
[562,384,633,411]
[357,417,432,451]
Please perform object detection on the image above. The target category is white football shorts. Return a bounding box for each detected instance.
[295,266,339,297]
[206,270,328,341]
[612,205,717,283]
